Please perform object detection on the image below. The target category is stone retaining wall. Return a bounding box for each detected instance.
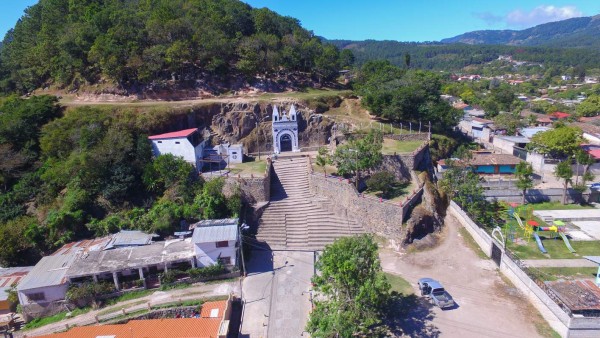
[384,133,430,142]
[449,201,600,338]
[309,173,423,244]
[222,159,272,204]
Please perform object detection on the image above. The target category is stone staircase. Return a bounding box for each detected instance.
[255,157,363,251]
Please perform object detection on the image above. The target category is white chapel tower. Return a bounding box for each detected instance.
[272,105,300,153]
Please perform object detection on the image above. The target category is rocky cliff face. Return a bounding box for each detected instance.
[210,102,334,153]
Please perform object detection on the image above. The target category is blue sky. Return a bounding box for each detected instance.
[1,1,600,42]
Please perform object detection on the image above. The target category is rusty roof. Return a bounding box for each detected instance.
[0,267,32,301]
[546,279,600,312]
[37,300,228,338]
[470,153,522,166]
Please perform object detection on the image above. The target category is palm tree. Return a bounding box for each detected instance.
[515,161,534,205]
[555,161,573,205]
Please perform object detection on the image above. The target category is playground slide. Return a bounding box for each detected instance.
[514,213,526,229]
[558,232,576,253]
[533,233,548,254]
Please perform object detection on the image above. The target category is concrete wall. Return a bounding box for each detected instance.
[195,240,238,267]
[484,188,587,204]
[449,201,600,338]
[309,173,423,242]
[527,151,546,173]
[493,137,516,155]
[151,138,205,169]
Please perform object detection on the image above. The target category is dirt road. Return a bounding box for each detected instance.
[380,214,545,338]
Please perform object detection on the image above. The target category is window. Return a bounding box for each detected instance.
[219,257,231,265]
[216,241,229,248]
[157,141,162,143]
[175,141,180,144]
[27,292,46,302]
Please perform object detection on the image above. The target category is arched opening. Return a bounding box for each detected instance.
[280,134,292,152]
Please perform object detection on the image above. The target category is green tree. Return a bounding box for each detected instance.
[576,94,600,117]
[554,161,573,205]
[366,171,396,198]
[514,162,534,205]
[493,112,524,135]
[333,131,383,189]
[528,126,582,159]
[574,149,595,186]
[307,235,390,337]
[195,177,228,219]
[0,216,40,267]
[315,146,330,176]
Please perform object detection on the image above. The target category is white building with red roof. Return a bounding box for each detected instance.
[148,128,207,169]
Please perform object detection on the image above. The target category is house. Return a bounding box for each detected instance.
[148,128,208,170]
[470,117,494,140]
[215,143,244,164]
[492,136,530,158]
[190,218,239,267]
[0,267,32,314]
[470,153,522,175]
[37,299,232,338]
[571,122,600,145]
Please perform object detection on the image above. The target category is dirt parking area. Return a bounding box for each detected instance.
[380,215,548,338]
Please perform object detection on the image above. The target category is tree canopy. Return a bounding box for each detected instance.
[307,235,390,337]
[0,0,348,93]
[353,60,462,132]
[576,94,600,117]
[527,126,583,159]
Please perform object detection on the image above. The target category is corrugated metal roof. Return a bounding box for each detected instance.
[192,224,238,243]
[189,218,238,230]
[148,128,197,140]
[17,254,77,291]
[0,266,32,301]
[36,301,228,338]
[108,230,154,248]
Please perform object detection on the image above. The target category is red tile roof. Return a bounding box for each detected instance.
[551,112,570,119]
[38,300,228,338]
[148,128,197,140]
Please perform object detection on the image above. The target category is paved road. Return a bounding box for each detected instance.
[240,250,313,338]
[18,281,239,337]
[380,214,543,338]
[523,259,597,268]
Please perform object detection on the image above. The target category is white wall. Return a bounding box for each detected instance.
[151,138,204,168]
[493,138,515,154]
[194,240,238,267]
[227,145,243,164]
[18,284,69,306]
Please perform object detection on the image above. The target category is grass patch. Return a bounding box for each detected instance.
[529,201,594,210]
[381,139,424,155]
[257,88,351,101]
[458,227,489,259]
[527,267,598,282]
[103,289,154,306]
[507,236,600,259]
[311,163,338,176]
[23,307,90,330]
[365,181,413,201]
[384,272,414,295]
[228,158,268,176]
[96,300,148,317]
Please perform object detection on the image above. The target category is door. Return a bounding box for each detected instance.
[491,243,502,266]
[280,134,292,152]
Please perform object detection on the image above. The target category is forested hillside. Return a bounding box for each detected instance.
[0,0,350,94]
[328,40,600,71]
[442,15,600,49]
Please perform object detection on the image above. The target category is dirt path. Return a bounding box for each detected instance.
[380,215,544,338]
[18,281,239,337]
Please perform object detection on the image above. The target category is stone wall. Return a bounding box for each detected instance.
[384,133,430,142]
[309,173,423,244]
[222,159,271,205]
[377,141,430,181]
[449,201,600,338]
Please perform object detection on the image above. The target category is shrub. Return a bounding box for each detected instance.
[66,282,115,308]
[367,171,396,198]
[187,264,225,279]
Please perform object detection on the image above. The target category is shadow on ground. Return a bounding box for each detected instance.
[385,292,441,338]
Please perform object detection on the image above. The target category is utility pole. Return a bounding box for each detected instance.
[256,122,261,160]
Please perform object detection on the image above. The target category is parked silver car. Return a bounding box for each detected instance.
[418,278,455,309]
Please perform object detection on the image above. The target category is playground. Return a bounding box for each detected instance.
[502,202,600,291]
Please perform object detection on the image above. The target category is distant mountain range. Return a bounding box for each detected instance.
[441,15,600,49]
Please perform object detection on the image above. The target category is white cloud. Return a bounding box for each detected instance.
[505,5,583,28]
